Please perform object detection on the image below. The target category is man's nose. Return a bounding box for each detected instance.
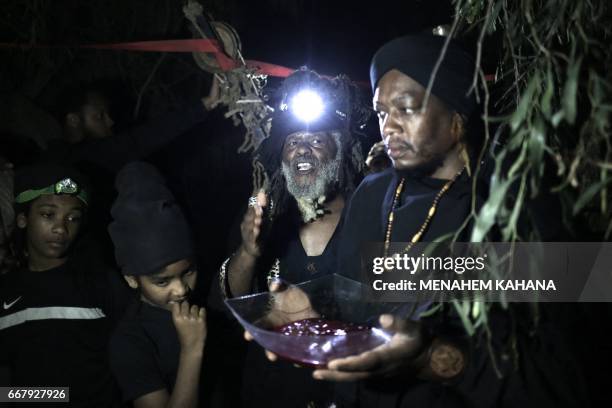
[381,112,402,140]
[295,140,312,156]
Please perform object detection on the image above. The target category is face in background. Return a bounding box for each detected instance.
[16,194,84,271]
[281,130,342,200]
[65,92,114,142]
[373,69,462,174]
[124,259,197,311]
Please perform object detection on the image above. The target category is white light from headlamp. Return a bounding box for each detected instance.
[290,89,324,123]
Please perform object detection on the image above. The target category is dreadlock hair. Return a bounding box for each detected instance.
[254,68,369,220]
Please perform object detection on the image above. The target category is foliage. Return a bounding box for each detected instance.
[445,0,611,337]
[457,0,612,242]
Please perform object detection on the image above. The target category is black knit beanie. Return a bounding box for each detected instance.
[108,162,193,276]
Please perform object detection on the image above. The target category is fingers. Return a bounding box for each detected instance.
[327,349,382,372]
[268,278,288,293]
[173,301,205,321]
[181,300,190,318]
[312,368,371,382]
[243,330,277,361]
[171,301,181,319]
[257,190,268,208]
[265,350,278,362]
[380,314,420,341]
[244,330,254,341]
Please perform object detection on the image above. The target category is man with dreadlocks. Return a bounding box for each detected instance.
[220,69,365,298]
[218,69,366,407]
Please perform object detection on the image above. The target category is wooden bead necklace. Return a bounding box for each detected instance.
[383,167,465,257]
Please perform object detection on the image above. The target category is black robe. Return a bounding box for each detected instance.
[336,169,588,408]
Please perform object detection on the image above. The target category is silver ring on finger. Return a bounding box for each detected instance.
[248,196,258,208]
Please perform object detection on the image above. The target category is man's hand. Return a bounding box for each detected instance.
[239,190,268,258]
[312,314,425,382]
[172,301,207,353]
[244,280,319,362]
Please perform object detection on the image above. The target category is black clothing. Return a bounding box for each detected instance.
[336,169,587,407]
[0,263,124,408]
[109,300,181,403]
[240,212,342,408]
[109,162,194,277]
[339,169,479,280]
[253,211,344,291]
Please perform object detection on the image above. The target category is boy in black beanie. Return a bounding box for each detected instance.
[108,161,206,408]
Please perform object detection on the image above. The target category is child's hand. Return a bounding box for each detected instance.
[172,301,207,353]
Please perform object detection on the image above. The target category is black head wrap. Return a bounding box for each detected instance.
[108,162,193,276]
[370,33,476,117]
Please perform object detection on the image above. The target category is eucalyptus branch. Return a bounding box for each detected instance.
[421,3,461,114]
[468,0,494,103]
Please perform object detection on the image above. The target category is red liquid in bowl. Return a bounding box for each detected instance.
[269,318,379,368]
[274,318,371,336]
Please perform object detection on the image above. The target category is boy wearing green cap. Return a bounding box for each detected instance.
[0,162,124,407]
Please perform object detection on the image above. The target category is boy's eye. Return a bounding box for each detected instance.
[153,280,169,287]
[40,212,54,218]
[184,269,196,276]
[67,214,82,223]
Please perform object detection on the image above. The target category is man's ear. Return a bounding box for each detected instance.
[16,213,27,229]
[450,113,466,144]
[123,275,139,290]
[65,113,81,129]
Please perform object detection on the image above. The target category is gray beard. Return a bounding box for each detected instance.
[282,155,340,201]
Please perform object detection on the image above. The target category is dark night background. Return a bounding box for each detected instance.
[0,0,472,297]
[0,2,508,407]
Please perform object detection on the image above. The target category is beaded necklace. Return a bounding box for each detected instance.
[383,167,464,257]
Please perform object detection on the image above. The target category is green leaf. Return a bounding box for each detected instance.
[562,57,582,125]
[551,110,565,127]
[471,176,516,242]
[541,65,554,118]
[573,176,612,215]
[510,73,540,132]
[528,118,546,169]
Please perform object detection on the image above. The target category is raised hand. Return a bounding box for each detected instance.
[172,301,207,353]
[239,190,268,258]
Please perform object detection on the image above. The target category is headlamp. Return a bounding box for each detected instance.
[288,89,324,123]
[15,177,88,205]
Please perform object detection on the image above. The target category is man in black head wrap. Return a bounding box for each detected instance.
[108,162,207,408]
[313,33,587,408]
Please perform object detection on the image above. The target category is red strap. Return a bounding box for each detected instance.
[0,39,496,82]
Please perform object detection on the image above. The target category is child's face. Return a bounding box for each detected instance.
[126,259,198,311]
[17,194,84,270]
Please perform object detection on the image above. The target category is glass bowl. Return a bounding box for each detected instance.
[224,274,414,367]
